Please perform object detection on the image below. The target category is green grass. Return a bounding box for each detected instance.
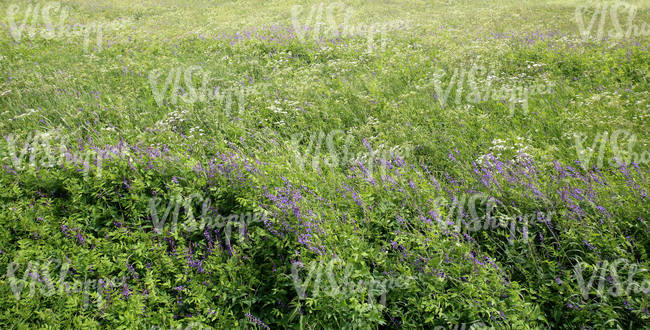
[1,0,650,329]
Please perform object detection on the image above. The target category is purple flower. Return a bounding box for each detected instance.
[245,313,270,329]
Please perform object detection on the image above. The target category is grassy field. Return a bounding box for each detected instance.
[1,0,650,329]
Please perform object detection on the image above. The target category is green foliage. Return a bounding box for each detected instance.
[1,0,650,328]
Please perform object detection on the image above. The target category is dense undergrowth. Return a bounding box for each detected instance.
[1,0,650,329]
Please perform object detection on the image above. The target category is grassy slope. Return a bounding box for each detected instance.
[1,0,650,329]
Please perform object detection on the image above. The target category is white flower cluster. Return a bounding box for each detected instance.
[154,109,189,133]
[475,137,534,167]
[187,126,204,139]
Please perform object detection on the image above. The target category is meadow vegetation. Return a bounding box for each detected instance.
[1,0,650,328]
